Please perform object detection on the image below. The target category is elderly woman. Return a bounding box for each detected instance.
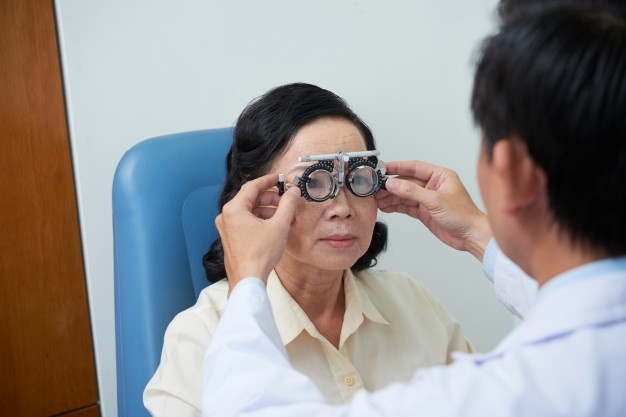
[144,83,472,416]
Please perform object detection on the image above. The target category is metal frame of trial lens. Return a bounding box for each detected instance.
[277,149,385,201]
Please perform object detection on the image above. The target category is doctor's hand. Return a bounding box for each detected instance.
[376,160,492,261]
[215,174,301,293]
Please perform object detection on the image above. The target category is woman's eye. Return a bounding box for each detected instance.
[308,178,322,189]
[349,167,378,196]
[305,170,334,200]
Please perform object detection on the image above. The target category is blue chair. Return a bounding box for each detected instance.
[112,127,233,417]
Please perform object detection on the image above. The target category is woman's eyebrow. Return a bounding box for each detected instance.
[287,163,314,176]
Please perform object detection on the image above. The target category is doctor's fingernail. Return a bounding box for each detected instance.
[384,178,398,190]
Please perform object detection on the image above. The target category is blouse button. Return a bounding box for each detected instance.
[344,376,355,386]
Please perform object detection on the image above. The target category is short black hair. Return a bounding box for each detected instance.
[497,0,626,25]
[203,83,387,283]
[472,5,626,255]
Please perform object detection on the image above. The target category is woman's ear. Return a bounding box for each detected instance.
[492,137,546,214]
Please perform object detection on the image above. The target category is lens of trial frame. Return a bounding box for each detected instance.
[349,166,378,196]
[306,169,335,200]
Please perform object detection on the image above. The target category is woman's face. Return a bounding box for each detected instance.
[270,117,378,274]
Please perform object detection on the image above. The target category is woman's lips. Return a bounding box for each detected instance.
[321,235,357,249]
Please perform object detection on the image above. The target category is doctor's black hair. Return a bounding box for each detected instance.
[471,5,626,255]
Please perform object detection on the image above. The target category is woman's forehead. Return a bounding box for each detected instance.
[287,125,367,156]
[271,118,369,171]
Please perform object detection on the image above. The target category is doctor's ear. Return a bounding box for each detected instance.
[492,136,546,214]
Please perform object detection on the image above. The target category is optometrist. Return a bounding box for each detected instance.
[200,5,626,416]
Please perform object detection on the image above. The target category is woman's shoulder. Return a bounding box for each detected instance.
[165,278,229,333]
[353,269,461,326]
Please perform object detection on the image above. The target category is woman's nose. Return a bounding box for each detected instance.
[326,187,354,219]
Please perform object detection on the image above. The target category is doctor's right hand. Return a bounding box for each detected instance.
[376,160,492,261]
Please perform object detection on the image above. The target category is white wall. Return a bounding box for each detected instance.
[55,1,509,416]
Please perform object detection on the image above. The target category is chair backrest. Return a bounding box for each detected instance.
[112,127,233,417]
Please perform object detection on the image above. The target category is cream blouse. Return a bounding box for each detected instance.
[144,269,473,417]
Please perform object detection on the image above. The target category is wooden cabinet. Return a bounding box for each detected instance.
[0,0,100,416]
[62,406,102,417]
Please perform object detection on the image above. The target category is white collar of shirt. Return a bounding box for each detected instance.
[538,255,626,298]
[266,269,390,347]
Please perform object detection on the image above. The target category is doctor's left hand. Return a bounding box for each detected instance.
[215,173,301,293]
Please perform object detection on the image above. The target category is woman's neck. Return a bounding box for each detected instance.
[274,262,346,348]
